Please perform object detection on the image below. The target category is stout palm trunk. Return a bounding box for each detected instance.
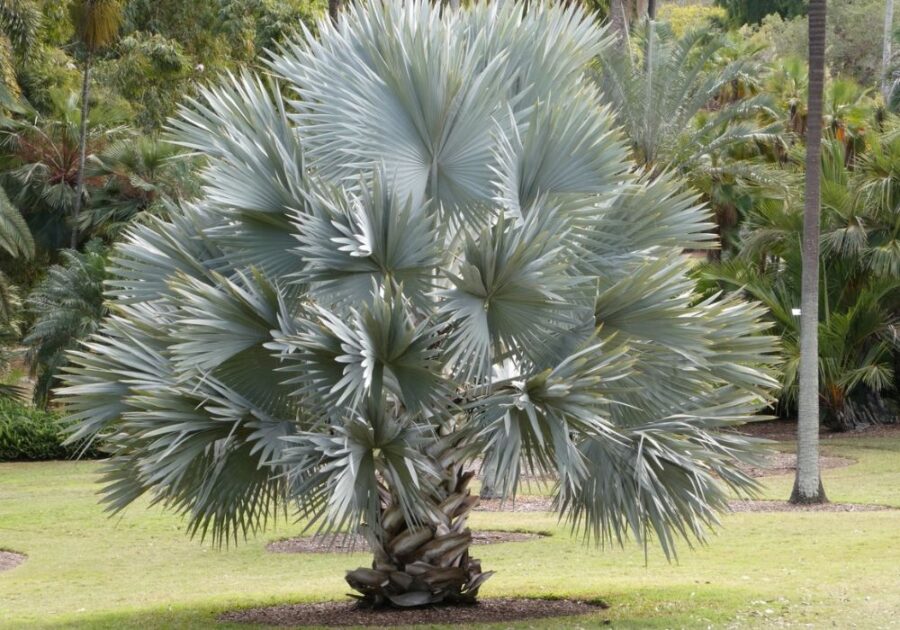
[791,0,828,505]
[346,457,489,607]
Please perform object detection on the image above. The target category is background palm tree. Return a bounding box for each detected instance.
[69,0,122,249]
[25,241,107,406]
[0,0,41,100]
[61,1,779,608]
[793,0,828,505]
[701,138,900,430]
[597,21,782,253]
[0,90,127,252]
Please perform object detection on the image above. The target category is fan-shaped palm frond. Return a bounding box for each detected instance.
[61,0,779,609]
[0,185,33,258]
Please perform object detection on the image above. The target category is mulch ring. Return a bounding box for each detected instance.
[736,420,900,441]
[0,550,26,572]
[729,500,893,513]
[475,496,555,512]
[477,495,894,514]
[739,452,855,478]
[267,530,547,554]
[220,597,609,627]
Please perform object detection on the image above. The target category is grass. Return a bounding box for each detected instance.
[1,435,899,629]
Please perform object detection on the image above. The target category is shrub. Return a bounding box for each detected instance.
[0,398,99,461]
[657,4,727,36]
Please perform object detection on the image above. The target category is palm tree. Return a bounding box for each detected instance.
[1,90,127,251]
[702,128,900,431]
[61,1,778,608]
[0,0,41,99]
[610,0,629,43]
[792,0,828,505]
[596,22,782,253]
[69,0,122,249]
[25,242,107,407]
[81,136,199,238]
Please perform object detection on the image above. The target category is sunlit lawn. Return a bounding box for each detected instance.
[1,436,899,629]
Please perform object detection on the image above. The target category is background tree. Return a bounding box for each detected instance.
[0,0,41,99]
[597,21,781,253]
[25,241,106,406]
[699,139,900,431]
[715,0,807,25]
[793,0,828,505]
[69,0,122,248]
[62,1,778,609]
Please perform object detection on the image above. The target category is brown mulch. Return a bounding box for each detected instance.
[739,452,855,478]
[220,598,609,627]
[728,500,893,513]
[0,550,26,572]
[477,495,892,514]
[267,530,546,554]
[475,496,556,512]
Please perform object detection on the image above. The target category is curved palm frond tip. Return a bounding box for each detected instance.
[59,0,780,609]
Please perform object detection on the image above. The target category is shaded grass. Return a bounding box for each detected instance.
[1,436,899,629]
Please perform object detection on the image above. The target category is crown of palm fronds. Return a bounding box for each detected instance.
[60,0,778,568]
[70,0,122,52]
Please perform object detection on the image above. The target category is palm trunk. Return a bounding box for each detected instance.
[72,51,92,250]
[346,460,491,607]
[610,0,629,45]
[791,0,828,505]
[882,0,895,101]
[647,0,656,19]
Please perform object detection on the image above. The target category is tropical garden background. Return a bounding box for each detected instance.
[1,0,899,628]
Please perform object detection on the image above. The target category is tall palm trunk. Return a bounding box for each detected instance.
[610,0,629,45]
[882,0,895,101]
[72,52,92,250]
[791,0,828,505]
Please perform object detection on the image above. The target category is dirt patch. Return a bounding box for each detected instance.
[220,597,609,627]
[739,452,855,478]
[267,530,547,554]
[728,500,893,513]
[0,550,26,572]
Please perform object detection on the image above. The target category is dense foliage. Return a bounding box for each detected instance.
[0,397,98,460]
[0,0,894,447]
[715,0,806,25]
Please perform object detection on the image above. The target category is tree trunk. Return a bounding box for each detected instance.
[610,0,629,45]
[72,51,92,250]
[328,0,341,23]
[882,0,895,101]
[647,0,656,19]
[791,0,828,506]
[345,461,492,607]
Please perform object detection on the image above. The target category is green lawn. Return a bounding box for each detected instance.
[2,437,899,629]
